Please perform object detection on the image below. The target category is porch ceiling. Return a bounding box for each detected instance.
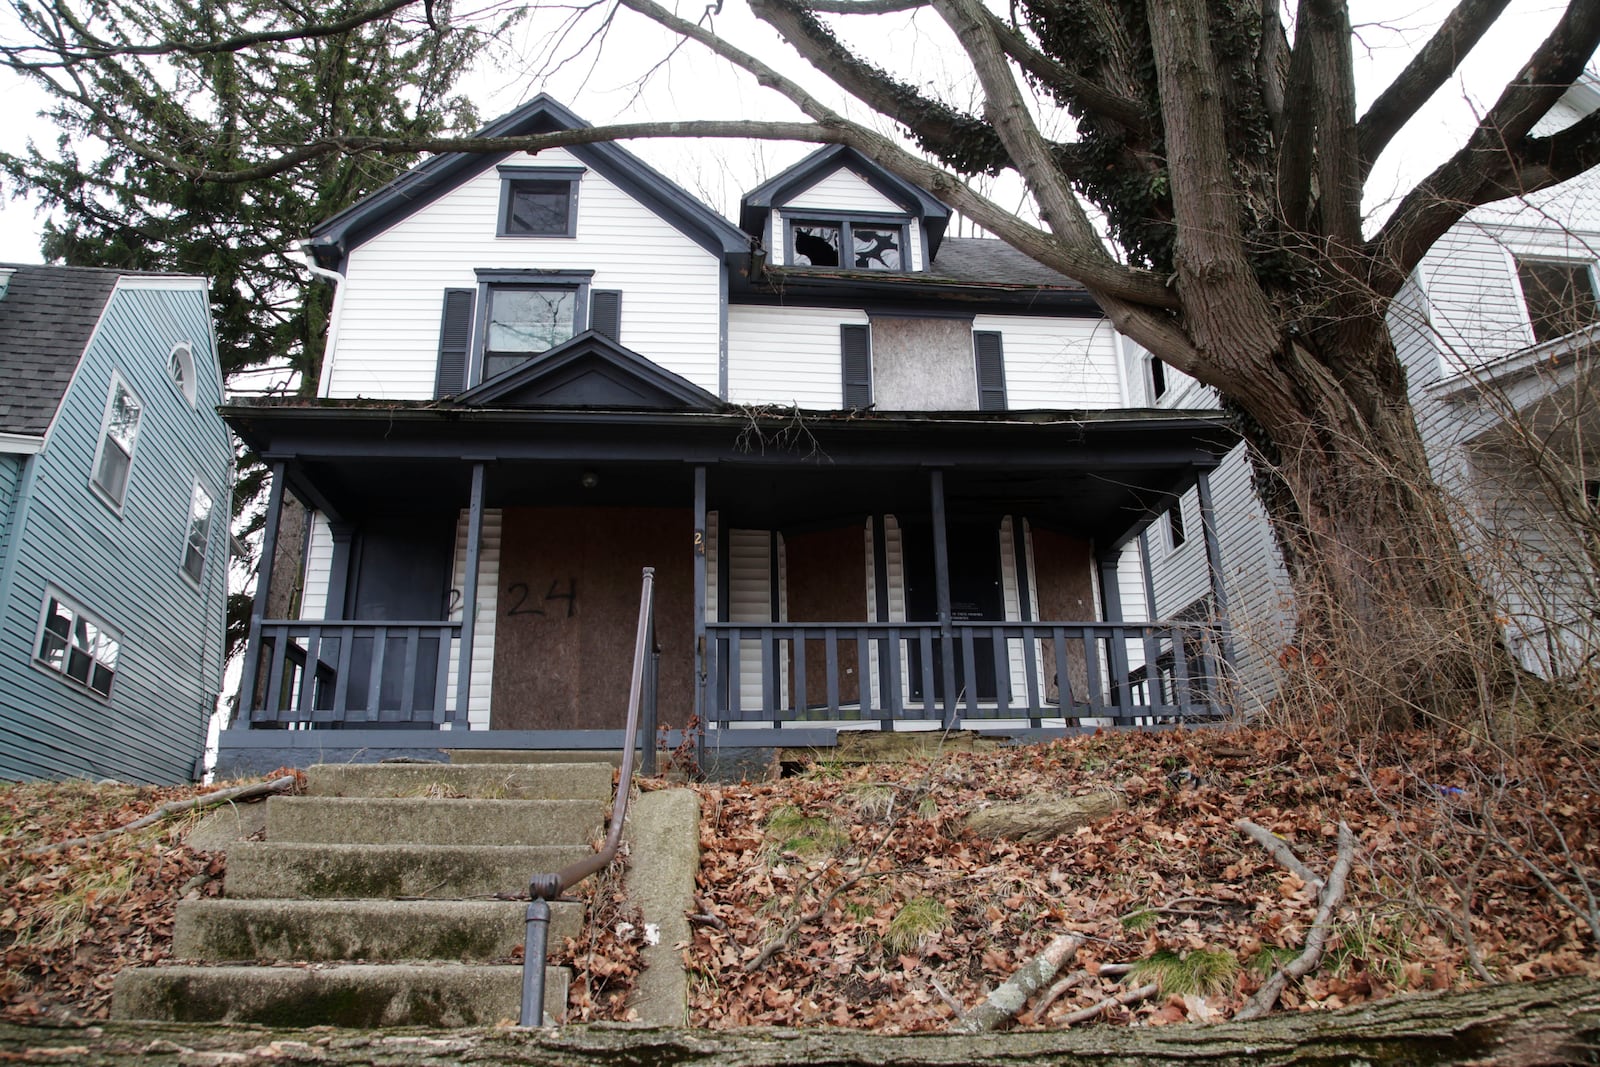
[231,403,1234,544]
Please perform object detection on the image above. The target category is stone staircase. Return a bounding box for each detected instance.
[113,760,614,1027]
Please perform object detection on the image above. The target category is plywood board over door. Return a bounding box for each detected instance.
[1030,525,1095,706]
[784,524,867,710]
[492,506,693,731]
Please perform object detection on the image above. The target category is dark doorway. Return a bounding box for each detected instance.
[904,519,1006,703]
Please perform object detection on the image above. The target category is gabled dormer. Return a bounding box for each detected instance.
[739,146,951,273]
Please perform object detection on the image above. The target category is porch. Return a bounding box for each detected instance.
[221,403,1237,771]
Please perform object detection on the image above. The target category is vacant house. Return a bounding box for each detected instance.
[0,264,231,782]
[218,97,1238,774]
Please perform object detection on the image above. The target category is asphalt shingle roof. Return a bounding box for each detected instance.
[926,238,1086,289]
[0,263,121,436]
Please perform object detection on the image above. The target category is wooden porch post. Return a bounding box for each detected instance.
[325,524,354,619]
[692,465,707,766]
[237,460,286,723]
[453,462,485,725]
[1097,552,1133,713]
[1194,468,1238,677]
[930,470,958,730]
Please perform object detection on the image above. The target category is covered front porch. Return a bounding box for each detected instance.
[220,402,1238,772]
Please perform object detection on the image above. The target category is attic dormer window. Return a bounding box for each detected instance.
[497,165,583,238]
[787,216,906,271]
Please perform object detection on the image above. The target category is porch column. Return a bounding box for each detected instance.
[237,459,287,723]
[1195,468,1238,677]
[692,465,707,765]
[1097,552,1133,711]
[325,523,354,619]
[453,462,486,725]
[929,470,958,730]
[1137,528,1162,706]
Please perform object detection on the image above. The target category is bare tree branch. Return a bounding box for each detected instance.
[978,11,1147,131]
[798,0,928,12]
[1355,0,1515,177]
[1370,0,1600,291]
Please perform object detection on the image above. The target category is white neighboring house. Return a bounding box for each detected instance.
[1146,78,1600,703]
[216,96,1242,775]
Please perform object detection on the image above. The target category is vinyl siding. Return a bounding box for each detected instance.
[299,514,333,620]
[972,314,1122,409]
[727,306,869,407]
[0,283,230,783]
[325,147,724,400]
[449,507,501,728]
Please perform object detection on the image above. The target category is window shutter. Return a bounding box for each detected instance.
[434,289,475,397]
[841,324,872,408]
[974,331,1007,411]
[590,289,622,340]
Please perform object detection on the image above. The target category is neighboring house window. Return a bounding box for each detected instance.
[474,270,593,382]
[1146,355,1168,402]
[1516,258,1599,344]
[787,215,908,270]
[35,590,120,698]
[167,342,197,404]
[182,480,214,582]
[91,375,142,509]
[974,331,1007,411]
[496,166,582,238]
[1166,500,1187,549]
[841,324,872,407]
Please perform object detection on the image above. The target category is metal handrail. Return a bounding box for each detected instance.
[520,566,656,1026]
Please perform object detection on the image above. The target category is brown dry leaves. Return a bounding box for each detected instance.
[684,727,1600,1031]
[0,778,235,1021]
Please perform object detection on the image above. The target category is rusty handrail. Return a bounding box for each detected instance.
[520,566,655,1026]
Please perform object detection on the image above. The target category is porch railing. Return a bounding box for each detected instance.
[704,619,1226,727]
[241,620,463,725]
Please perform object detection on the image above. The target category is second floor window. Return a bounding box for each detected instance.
[1516,258,1599,344]
[789,217,906,270]
[183,480,214,582]
[92,376,142,509]
[483,285,580,379]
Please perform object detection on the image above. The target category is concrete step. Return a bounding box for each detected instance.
[112,963,568,1027]
[264,796,603,846]
[226,841,593,900]
[306,761,614,801]
[172,898,582,962]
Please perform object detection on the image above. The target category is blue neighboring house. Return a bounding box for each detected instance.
[0,263,231,783]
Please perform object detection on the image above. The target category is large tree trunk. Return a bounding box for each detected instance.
[1230,320,1529,731]
[3,978,1596,1065]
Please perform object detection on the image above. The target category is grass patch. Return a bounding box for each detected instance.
[849,783,895,822]
[882,897,949,954]
[1248,945,1300,976]
[764,805,848,857]
[1120,908,1158,933]
[1129,948,1239,997]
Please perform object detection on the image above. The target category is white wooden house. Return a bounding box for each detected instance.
[218,97,1239,774]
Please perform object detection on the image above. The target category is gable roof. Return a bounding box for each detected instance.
[0,263,122,436]
[307,96,752,270]
[452,330,723,411]
[739,145,952,255]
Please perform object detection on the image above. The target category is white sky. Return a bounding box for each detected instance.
[0,0,1585,262]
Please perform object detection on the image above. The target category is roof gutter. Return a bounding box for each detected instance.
[0,432,45,455]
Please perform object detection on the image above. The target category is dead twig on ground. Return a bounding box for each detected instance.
[1234,821,1357,1021]
[1235,819,1325,890]
[23,775,298,856]
[1056,981,1159,1026]
[948,933,1085,1033]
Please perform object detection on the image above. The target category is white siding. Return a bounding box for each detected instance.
[865,516,910,713]
[975,314,1122,409]
[299,513,333,620]
[788,168,902,215]
[324,147,723,400]
[1418,225,1532,375]
[727,528,772,711]
[727,305,868,407]
[447,507,500,729]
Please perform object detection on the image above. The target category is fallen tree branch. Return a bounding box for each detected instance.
[1234,821,1357,1021]
[1056,981,1160,1026]
[948,933,1085,1033]
[23,775,299,856]
[1032,968,1091,1018]
[1235,819,1325,890]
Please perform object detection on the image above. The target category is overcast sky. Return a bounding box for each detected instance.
[0,0,1584,264]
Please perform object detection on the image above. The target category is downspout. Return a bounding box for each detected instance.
[298,244,344,400]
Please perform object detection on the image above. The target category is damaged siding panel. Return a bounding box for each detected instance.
[974,315,1121,409]
[727,306,869,408]
[325,147,723,400]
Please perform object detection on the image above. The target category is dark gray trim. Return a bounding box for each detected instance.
[434,289,475,398]
[307,96,750,269]
[589,290,622,341]
[864,308,977,321]
[727,279,1102,316]
[327,523,354,618]
[495,167,583,239]
[929,471,957,729]
[841,324,872,409]
[1096,551,1132,707]
[453,329,722,411]
[974,331,1007,412]
[236,462,286,720]
[692,466,707,754]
